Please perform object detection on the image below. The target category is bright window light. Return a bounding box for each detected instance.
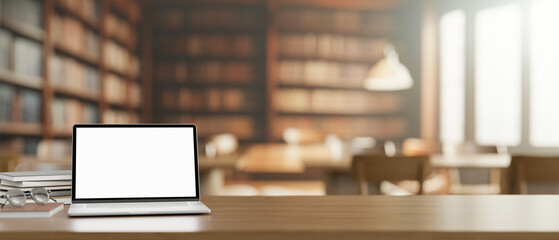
[439,10,465,144]
[475,3,522,146]
[530,0,559,147]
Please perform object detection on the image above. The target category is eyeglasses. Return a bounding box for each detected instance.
[1,188,57,209]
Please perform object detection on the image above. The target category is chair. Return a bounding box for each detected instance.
[350,155,431,195]
[511,155,559,194]
[402,138,450,194]
[446,142,501,194]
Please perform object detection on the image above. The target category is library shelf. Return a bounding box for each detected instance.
[0,123,42,136]
[107,67,132,80]
[0,18,44,42]
[53,2,99,31]
[54,43,100,66]
[278,55,378,65]
[156,110,261,115]
[154,82,262,88]
[276,111,402,117]
[52,129,72,138]
[277,83,370,91]
[0,70,43,91]
[277,25,400,38]
[53,87,100,103]
[154,55,264,62]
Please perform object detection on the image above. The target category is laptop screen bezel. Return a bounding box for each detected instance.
[71,124,201,203]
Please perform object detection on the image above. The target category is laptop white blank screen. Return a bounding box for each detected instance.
[74,127,197,199]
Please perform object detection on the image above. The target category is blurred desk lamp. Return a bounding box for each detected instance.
[363,44,413,91]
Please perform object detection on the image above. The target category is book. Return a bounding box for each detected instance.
[0,185,71,192]
[0,83,14,122]
[0,170,71,182]
[0,29,9,70]
[20,90,41,123]
[0,202,64,218]
[1,179,71,187]
[14,37,43,79]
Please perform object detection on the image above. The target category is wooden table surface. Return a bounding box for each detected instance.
[239,144,512,171]
[2,195,559,239]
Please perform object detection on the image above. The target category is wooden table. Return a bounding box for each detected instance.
[2,195,559,239]
[239,144,512,194]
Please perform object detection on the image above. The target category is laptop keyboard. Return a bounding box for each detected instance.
[82,202,198,209]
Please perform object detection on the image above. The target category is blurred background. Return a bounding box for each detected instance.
[1,0,558,196]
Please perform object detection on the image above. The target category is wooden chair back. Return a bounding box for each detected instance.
[511,155,559,194]
[350,155,430,195]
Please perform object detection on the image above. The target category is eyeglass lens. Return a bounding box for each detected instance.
[30,188,50,205]
[5,189,26,207]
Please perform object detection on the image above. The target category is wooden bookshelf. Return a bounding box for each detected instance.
[267,0,409,141]
[150,1,268,143]
[0,0,143,154]
[146,0,412,143]
[0,18,44,42]
[0,123,43,136]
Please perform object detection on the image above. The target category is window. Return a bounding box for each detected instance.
[530,0,559,147]
[439,10,466,144]
[474,3,522,146]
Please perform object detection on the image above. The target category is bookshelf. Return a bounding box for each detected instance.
[149,1,268,142]
[267,0,409,141]
[147,0,412,143]
[0,0,143,154]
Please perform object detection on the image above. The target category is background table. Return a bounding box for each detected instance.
[2,195,559,240]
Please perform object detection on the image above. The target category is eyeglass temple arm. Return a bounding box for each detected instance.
[0,196,6,209]
[46,190,57,203]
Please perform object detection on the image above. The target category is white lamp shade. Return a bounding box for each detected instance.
[363,45,413,91]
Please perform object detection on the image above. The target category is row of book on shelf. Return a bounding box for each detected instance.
[279,34,389,61]
[51,98,140,130]
[52,98,98,131]
[275,89,402,114]
[0,137,41,155]
[272,116,407,141]
[155,7,264,30]
[0,0,43,29]
[158,88,260,112]
[104,11,138,49]
[0,170,71,217]
[157,34,258,57]
[0,84,41,123]
[157,115,256,140]
[50,54,100,95]
[278,8,397,32]
[104,41,141,78]
[0,29,42,80]
[104,73,141,107]
[103,109,140,124]
[51,14,100,61]
[278,60,369,88]
[155,61,257,83]
[51,14,140,78]
[57,0,99,22]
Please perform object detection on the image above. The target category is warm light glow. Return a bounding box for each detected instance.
[439,10,465,144]
[475,3,522,146]
[530,0,559,147]
[363,45,413,91]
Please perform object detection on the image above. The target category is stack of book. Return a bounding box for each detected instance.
[0,170,71,204]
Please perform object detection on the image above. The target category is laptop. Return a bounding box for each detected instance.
[68,124,211,217]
